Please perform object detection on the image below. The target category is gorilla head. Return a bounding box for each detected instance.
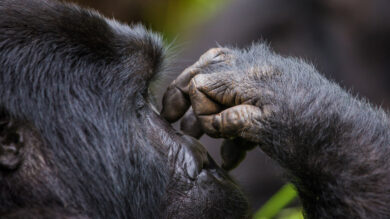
[0,0,248,218]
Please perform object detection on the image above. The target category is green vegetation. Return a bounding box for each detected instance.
[253,183,303,219]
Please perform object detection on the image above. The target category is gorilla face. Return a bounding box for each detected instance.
[124,30,249,218]
[141,97,249,218]
[0,0,248,218]
[139,89,249,219]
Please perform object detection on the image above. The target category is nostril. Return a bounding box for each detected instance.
[179,135,231,181]
[179,135,208,179]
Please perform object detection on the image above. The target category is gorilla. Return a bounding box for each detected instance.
[0,0,248,218]
[1,0,390,219]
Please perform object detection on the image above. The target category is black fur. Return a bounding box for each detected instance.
[3,0,384,218]
[0,0,248,218]
[223,44,390,218]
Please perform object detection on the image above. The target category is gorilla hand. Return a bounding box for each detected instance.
[161,47,279,170]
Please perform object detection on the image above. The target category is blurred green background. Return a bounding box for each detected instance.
[72,0,228,42]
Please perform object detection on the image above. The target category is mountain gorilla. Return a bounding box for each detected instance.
[0,0,248,218]
[1,0,390,218]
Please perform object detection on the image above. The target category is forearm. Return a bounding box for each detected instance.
[256,52,390,217]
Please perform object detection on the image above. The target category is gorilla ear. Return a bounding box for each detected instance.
[0,117,24,170]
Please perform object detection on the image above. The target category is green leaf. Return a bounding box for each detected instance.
[253,183,300,219]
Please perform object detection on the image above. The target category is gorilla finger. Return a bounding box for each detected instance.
[189,75,222,116]
[199,105,263,139]
[160,64,203,122]
[172,47,231,94]
[220,139,247,171]
[197,47,233,67]
[180,108,204,139]
[221,138,258,171]
[171,65,200,94]
[160,85,190,123]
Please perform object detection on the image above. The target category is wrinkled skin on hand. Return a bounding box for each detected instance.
[161,47,277,170]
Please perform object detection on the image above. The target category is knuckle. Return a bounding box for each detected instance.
[225,110,244,128]
[201,48,224,61]
[197,48,234,69]
[206,48,221,55]
[189,68,200,78]
[192,74,207,89]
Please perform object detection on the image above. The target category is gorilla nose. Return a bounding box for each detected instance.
[176,135,230,181]
[172,134,227,181]
[174,135,210,180]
